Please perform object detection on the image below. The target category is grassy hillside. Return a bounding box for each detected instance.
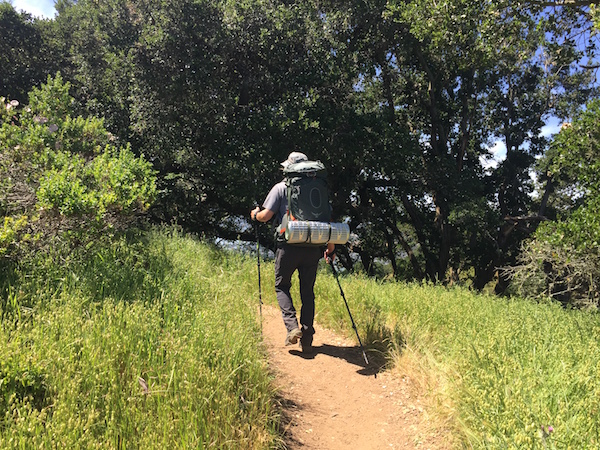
[2,229,600,448]
[0,229,278,449]
[311,273,600,449]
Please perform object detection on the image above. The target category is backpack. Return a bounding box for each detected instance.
[284,160,330,222]
[276,160,349,245]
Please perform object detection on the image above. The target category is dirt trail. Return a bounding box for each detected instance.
[261,304,448,450]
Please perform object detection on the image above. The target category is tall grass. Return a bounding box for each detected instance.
[0,229,278,449]
[3,230,600,449]
[310,272,600,449]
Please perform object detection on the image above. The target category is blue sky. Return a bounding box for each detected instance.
[11,0,56,18]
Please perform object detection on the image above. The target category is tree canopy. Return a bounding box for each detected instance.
[2,0,599,300]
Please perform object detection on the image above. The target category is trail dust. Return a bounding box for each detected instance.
[262,304,451,449]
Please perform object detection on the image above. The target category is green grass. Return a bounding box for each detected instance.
[1,229,277,449]
[3,229,600,449]
[310,273,600,449]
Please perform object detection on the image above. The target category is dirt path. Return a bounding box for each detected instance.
[262,304,448,450]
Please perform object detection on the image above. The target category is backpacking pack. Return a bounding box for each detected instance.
[285,160,330,222]
[276,160,349,245]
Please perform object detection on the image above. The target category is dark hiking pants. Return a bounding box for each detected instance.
[274,245,322,340]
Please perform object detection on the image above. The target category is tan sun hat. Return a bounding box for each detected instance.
[280,152,308,168]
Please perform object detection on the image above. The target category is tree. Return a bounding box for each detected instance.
[312,0,597,289]
[57,0,362,243]
[43,0,599,292]
[0,2,64,103]
[508,100,600,306]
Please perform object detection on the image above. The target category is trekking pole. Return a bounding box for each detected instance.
[327,257,369,366]
[254,218,263,335]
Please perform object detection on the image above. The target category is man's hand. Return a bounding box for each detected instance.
[250,206,261,221]
[324,244,336,263]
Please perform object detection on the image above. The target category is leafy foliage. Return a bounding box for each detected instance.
[0,216,28,257]
[0,74,157,261]
[36,145,156,217]
[0,2,65,103]
[4,0,600,293]
[509,99,600,307]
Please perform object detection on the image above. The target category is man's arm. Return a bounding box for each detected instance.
[251,181,285,223]
[250,206,274,223]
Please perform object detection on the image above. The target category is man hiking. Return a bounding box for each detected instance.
[251,152,336,354]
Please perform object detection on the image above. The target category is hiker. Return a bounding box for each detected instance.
[251,152,336,354]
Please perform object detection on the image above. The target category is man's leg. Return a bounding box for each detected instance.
[297,246,322,345]
[274,246,301,333]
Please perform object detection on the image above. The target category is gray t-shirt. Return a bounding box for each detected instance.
[263,181,287,223]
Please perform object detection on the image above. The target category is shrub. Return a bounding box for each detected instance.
[0,74,157,261]
[0,216,28,257]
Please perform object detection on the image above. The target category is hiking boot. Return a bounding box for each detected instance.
[300,341,314,354]
[300,336,314,354]
[284,328,302,346]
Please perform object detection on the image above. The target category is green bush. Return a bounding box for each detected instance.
[0,216,28,257]
[0,74,157,261]
[0,358,49,418]
[36,145,156,218]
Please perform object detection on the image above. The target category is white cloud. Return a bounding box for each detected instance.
[481,140,507,170]
[11,0,56,18]
[540,117,562,138]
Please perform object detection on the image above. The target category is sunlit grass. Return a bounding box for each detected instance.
[3,230,600,448]
[1,229,278,449]
[310,270,600,449]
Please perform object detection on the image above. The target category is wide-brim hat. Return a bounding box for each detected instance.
[281,152,308,168]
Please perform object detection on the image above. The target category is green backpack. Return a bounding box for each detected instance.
[276,160,350,246]
[283,160,330,222]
